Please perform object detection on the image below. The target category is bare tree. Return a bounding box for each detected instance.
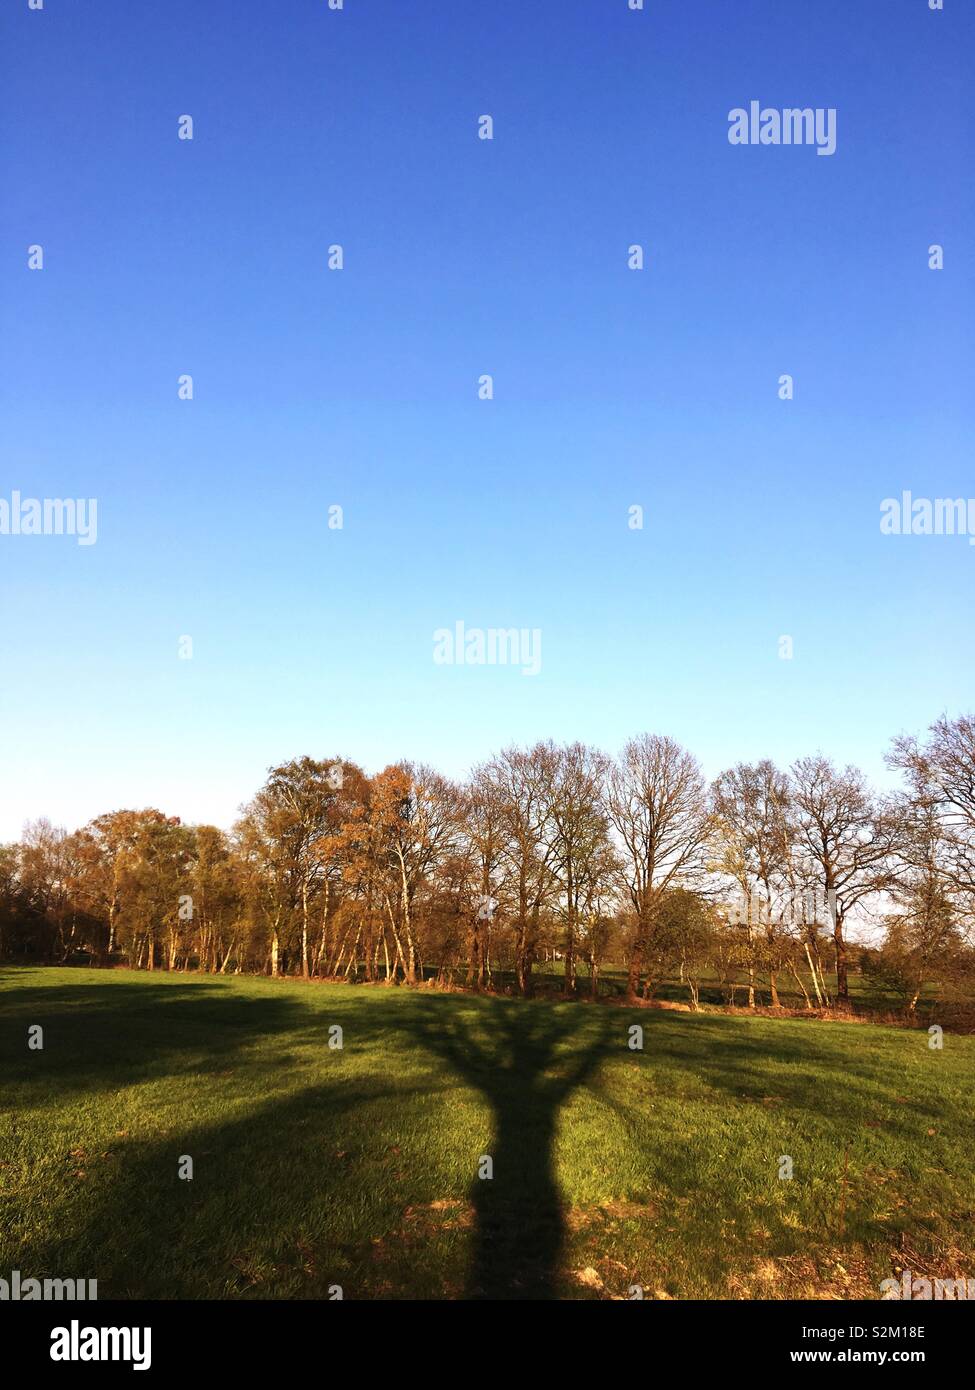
[463,765,510,991]
[607,734,712,1003]
[712,760,793,1007]
[879,794,969,1010]
[889,713,975,914]
[542,742,615,998]
[789,756,898,1002]
[482,744,560,996]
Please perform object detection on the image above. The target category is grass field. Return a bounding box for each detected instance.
[2,966,973,1300]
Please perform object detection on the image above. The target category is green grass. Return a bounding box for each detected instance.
[2,966,973,1300]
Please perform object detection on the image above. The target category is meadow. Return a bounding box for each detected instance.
[2,966,973,1300]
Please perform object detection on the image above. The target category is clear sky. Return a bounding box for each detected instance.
[1,0,972,841]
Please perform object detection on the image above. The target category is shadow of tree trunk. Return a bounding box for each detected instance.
[470,1101,562,1298]
[413,1000,616,1300]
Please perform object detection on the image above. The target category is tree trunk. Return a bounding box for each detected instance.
[301,883,310,978]
[343,926,361,980]
[626,934,643,1004]
[834,913,849,1001]
[788,957,813,1009]
[520,904,540,998]
[468,912,482,991]
[563,937,575,996]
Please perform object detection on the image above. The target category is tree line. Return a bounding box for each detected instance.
[3,714,974,1012]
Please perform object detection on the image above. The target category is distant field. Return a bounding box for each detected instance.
[2,966,973,1300]
[496,960,956,1016]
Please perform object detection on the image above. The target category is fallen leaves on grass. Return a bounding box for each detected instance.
[401,1199,474,1233]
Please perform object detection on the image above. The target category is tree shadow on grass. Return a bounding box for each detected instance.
[7,971,962,1300]
[410,998,618,1300]
[7,983,620,1300]
[9,1074,457,1298]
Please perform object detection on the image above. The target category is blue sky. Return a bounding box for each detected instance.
[1,0,972,839]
